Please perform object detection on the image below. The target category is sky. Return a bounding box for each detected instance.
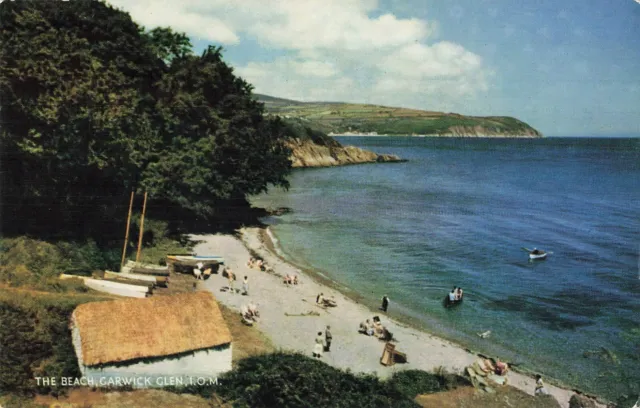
[107,0,640,136]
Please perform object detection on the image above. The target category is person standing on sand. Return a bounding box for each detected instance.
[313,332,324,358]
[228,268,235,293]
[324,325,332,352]
[242,276,249,295]
[381,295,389,312]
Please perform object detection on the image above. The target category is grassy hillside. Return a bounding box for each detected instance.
[255,94,543,137]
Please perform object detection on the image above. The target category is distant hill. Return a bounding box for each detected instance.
[254,94,542,137]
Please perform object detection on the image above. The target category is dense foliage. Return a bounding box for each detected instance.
[0,0,291,237]
[172,352,470,407]
[0,289,111,396]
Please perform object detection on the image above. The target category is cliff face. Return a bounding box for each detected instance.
[286,138,403,168]
[426,125,542,138]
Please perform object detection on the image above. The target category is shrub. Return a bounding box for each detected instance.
[183,352,419,407]
[387,370,442,399]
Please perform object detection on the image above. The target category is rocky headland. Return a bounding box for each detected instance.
[286,138,404,168]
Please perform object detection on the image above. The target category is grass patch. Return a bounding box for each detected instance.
[0,288,115,396]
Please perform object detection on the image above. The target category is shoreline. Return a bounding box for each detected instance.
[192,228,607,408]
[255,227,610,403]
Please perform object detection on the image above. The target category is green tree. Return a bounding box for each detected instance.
[141,46,291,218]
[0,0,291,234]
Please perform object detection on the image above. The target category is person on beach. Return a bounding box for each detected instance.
[535,375,549,395]
[373,319,384,337]
[313,332,324,358]
[495,358,509,376]
[366,319,375,336]
[316,293,324,304]
[242,276,249,295]
[381,295,389,312]
[325,326,332,352]
[228,268,235,293]
[293,274,299,285]
[248,301,259,318]
[359,320,368,334]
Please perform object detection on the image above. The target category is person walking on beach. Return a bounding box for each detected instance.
[324,325,332,352]
[313,331,324,358]
[242,276,249,295]
[381,295,390,312]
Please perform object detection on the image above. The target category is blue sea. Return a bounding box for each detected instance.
[250,136,640,401]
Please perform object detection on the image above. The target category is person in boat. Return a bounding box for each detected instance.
[449,287,457,302]
[456,287,464,300]
[531,248,541,255]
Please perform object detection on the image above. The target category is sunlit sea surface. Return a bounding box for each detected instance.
[251,136,640,400]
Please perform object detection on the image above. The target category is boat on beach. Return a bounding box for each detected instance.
[167,254,225,263]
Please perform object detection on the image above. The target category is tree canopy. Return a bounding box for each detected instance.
[0,0,291,235]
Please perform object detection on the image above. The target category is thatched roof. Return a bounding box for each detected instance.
[73,291,232,366]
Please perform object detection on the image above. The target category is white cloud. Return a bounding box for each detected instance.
[109,0,240,44]
[108,0,491,112]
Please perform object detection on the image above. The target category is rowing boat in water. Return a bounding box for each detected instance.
[443,295,463,308]
[529,252,547,260]
[522,247,549,261]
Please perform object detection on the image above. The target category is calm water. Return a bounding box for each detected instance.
[251,136,640,400]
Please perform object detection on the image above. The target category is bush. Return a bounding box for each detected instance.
[0,289,110,396]
[183,352,419,407]
[387,370,443,398]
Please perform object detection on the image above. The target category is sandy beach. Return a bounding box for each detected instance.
[193,228,605,408]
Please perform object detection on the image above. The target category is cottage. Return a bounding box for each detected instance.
[71,291,232,387]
